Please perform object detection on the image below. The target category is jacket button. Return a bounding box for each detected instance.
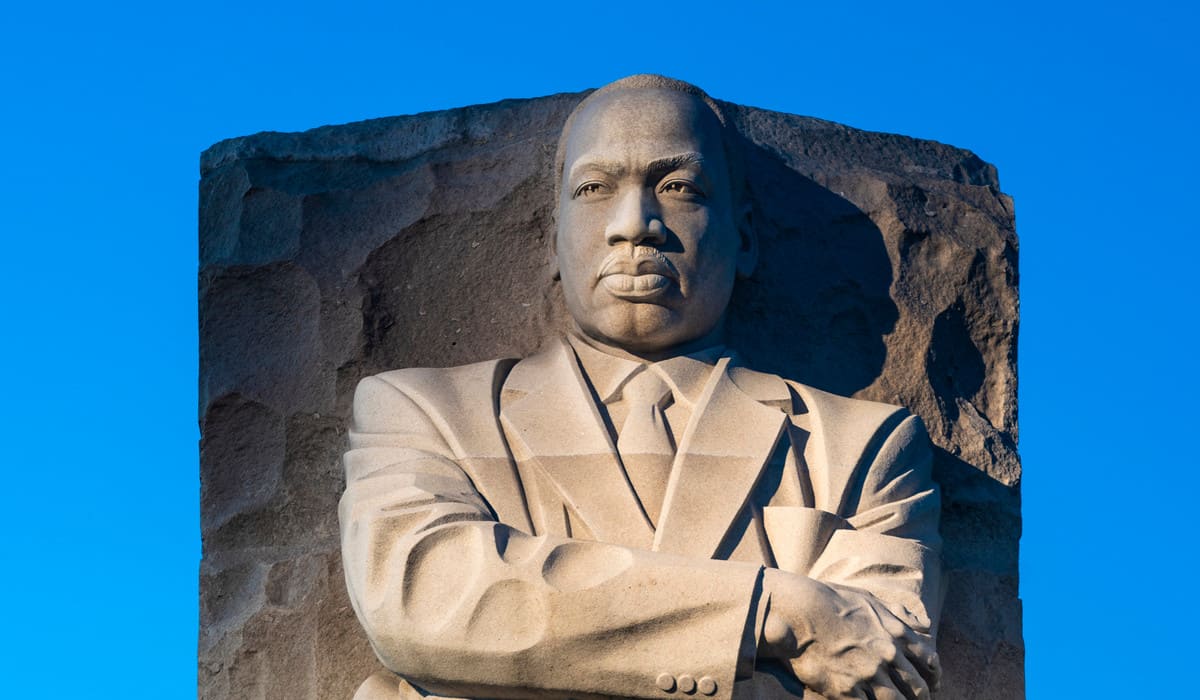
[698,677,717,696]
[656,673,676,692]
[678,675,697,694]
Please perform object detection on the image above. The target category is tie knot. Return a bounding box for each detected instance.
[619,367,671,408]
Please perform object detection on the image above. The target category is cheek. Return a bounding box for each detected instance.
[668,207,710,235]
[671,215,739,279]
[673,209,735,256]
[555,235,599,305]
[557,206,602,256]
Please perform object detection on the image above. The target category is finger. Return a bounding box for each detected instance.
[866,669,906,700]
[926,652,942,690]
[888,653,931,700]
[900,634,940,686]
[872,603,911,639]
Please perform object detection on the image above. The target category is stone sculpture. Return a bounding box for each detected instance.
[339,75,943,700]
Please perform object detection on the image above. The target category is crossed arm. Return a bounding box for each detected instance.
[339,372,941,700]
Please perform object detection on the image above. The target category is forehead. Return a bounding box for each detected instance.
[563,88,727,171]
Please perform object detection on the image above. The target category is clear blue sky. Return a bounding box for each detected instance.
[1,1,1195,697]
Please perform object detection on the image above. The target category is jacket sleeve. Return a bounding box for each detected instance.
[339,371,765,700]
[807,413,943,637]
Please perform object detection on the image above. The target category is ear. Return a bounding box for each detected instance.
[734,203,757,279]
[548,224,562,281]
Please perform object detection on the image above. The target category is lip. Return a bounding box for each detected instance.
[596,248,679,302]
[601,272,672,300]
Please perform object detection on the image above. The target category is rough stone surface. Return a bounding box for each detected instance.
[199,91,1021,700]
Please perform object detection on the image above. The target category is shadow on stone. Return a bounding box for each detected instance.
[729,139,898,395]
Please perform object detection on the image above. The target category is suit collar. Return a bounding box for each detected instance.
[502,336,790,557]
[565,333,723,408]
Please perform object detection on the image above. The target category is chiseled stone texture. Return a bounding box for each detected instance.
[199,92,1021,699]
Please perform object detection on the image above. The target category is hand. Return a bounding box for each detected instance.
[758,569,940,700]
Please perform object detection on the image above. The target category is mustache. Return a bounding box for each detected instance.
[597,246,679,280]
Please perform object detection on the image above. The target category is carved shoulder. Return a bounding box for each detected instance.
[784,381,912,448]
[353,358,519,458]
[776,380,935,516]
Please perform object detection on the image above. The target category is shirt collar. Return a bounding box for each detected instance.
[566,333,725,409]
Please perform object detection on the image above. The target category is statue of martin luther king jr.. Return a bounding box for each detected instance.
[340,75,943,700]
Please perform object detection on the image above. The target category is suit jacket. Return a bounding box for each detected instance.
[339,338,941,700]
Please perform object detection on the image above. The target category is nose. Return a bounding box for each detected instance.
[605,188,667,247]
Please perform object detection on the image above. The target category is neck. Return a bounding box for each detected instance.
[570,322,726,363]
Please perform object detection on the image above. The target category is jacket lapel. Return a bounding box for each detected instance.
[653,358,789,557]
[500,339,655,549]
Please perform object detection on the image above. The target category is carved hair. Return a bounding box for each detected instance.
[552,74,747,213]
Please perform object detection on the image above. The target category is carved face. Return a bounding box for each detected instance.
[555,88,754,355]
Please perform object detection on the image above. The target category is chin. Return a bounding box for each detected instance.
[589,305,708,354]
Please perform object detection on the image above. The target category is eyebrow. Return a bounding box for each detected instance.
[568,152,709,183]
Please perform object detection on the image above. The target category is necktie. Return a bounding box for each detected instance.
[616,368,675,527]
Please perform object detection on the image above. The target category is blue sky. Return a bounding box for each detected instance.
[1,1,1195,696]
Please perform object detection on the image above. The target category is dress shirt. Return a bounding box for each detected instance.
[565,333,726,448]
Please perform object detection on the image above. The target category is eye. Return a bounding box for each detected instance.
[574,182,608,198]
[659,180,704,198]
